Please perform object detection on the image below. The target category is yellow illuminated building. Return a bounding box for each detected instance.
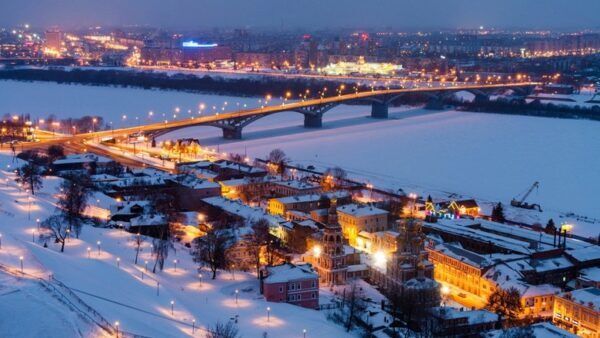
[337,203,388,246]
[553,288,600,338]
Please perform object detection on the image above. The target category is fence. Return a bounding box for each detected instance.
[0,262,148,338]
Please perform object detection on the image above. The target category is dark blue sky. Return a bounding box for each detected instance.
[2,0,599,30]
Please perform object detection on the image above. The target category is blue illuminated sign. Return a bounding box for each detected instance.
[182,41,218,48]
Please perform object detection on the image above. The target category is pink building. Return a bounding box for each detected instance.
[261,263,319,309]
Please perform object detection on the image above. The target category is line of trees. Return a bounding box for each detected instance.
[0,68,372,100]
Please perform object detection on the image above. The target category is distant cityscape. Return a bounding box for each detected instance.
[1,24,600,88]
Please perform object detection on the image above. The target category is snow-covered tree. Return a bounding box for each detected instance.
[491,202,506,223]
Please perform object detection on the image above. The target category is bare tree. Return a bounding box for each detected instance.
[57,174,92,238]
[152,232,172,273]
[328,282,367,332]
[46,145,65,163]
[147,192,184,273]
[486,287,523,324]
[321,167,347,191]
[16,160,43,195]
[133,232,145,265]
[41,215,69,252]
[266,148,288,175]
[194,221,232,279]
[205,321,240,338]
[248,218,271,277]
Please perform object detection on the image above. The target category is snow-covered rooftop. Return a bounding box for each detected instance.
[203,196,284,226]
[53,153,113,165]
[264,263,318,283]
[560,287,600,310]
[337,203,388,217]
[274,191,349,205]
[431,307,498,325]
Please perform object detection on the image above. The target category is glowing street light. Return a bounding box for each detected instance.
[235,289,239,304]
[374,251,387,269]
[303,329,307,338]
[170,300,175,316]
[19,256,24,273]
[267,306,271,322]
[173,259,178,272]
[441,285,450,306]
[192,319,196,333]
[87,247,91,258]
[115,321,120,338]
[198,273,203,288]
[116,257,121,268]
[97,240,101,256]
[312,245,321,258]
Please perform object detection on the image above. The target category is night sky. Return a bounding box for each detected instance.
[1,0,599,30]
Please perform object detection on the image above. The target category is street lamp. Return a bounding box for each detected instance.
[116,257,121,268]
[19,256,24,273]
[303,329,307,338]
[235,289,239,304]
[170,300,175,316]
[267,306,271,322]
[87,247,91,258]
[97,240,101,256]
[173,259,177,272]
[441,285,450,306]
[115,321,119,338]
[144,260,148,273]
[198,273,203,288]
[192,319,196,334]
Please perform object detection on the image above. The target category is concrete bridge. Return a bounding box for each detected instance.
[153,82,535,140]
[23,82,537,147]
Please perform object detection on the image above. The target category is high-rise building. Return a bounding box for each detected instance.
[45,30,62,51]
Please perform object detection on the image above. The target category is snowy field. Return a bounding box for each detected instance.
[1,80,599,237]
[0,154,355,338]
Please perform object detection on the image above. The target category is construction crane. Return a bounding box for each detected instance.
[511,181,543,211]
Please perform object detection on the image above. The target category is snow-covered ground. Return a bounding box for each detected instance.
[0,154,354,338]
[0,271,99,338]
[1,80,598,237]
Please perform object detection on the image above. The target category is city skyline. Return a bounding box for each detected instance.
[2,0,600,30]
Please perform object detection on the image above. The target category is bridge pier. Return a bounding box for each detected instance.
[304,114,323,128]
[474,94,490,104]
[425,98,445,110]
[371,102,389,119]
[222,127,242,140]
